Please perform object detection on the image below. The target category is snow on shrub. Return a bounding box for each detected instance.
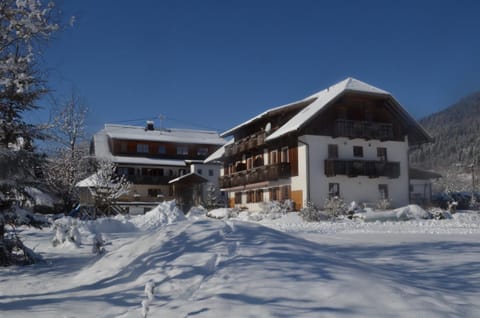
[52,218,82,247]
[300,201,328,222]
[141,280,156,318]
[92,233,106,254]
[324,196,348,218]
[376,198,392,210]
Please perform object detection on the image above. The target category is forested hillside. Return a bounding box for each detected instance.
[410,91,480,170]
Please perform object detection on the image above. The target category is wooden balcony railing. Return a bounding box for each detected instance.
[124,175,173,185]
[324,159,400,178]
[334,119,394,140]
[219,162,290,188]
[224,131,267,157]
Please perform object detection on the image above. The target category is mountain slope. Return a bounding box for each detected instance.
[410,91,480,170]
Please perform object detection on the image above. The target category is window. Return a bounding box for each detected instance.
[254,155,264,167]
[158,145,166,154]
[281,147,289,163]
[353,146,363,157]
[329,183,340,198]
[197,147,209,156]
[177,146,188,155]
[137,143,149,153]
[280,185,291,200]
[270,187,279,201]
[208,169,214,177]
[197,169,203,175]
[235,192,242,204]
[179,169,186,176]
[117,167,129,176]
[377,147,387,161]
[270,150,278,164]
[247,157,253,170]
[379,184,389,200]
[255,189,264,202]
[328,144,338,159]
[247,191,254,203]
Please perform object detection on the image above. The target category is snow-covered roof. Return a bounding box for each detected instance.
[76,174,98,187]
[219,77,431,145]
[220,99,315,138]
[92,124,225,166]
[111,156,187,167]
[266,77,391,141]
[168,172,208,184]
[102,124,225,145]
[204,139,233,163]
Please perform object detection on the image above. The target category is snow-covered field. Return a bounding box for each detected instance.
[1,202,480,317]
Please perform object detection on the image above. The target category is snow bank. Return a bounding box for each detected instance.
[363,204,429,222]
[207,208,233,219]
[130,201,186,231]
[186,206,207,218]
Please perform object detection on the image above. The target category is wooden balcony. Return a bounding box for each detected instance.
[220,162,290,188]
[324,159,400,178]
[124,175,173,185]
[224,132,267,157]
[334,119,394,140]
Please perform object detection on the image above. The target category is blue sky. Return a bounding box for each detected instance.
[35,0,480,135]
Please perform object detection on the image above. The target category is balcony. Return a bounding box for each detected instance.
[324,159,400,178]
[124,175,173,185]
[224,132,267,157]
[334,119,394,140]
[220,162,291,188]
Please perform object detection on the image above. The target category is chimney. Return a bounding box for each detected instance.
[145,120,154,131]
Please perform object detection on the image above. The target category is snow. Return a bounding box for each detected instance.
[102,124,226,145]
[1,202,480,317]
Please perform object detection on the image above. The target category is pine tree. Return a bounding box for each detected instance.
[1,0,61,265]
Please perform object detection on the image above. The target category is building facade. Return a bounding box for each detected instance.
[88,122,225,212]
[209,78,431,210]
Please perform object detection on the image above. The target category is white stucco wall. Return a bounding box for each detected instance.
[299,135,410,208]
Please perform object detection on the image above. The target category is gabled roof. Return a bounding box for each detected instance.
[267,77,392,141]
[220,98,315,138]
[220,77,431,145]
[102,124,225,145]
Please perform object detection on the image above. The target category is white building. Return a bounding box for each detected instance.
[207,77,432,210]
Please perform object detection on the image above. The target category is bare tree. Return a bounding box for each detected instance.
[44,92,91,211]
[88,160,131,218]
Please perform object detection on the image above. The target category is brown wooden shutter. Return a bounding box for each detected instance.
[289,146,298,176]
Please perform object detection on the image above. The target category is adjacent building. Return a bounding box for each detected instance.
[208,78,432,210]
[87,122,225,213]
